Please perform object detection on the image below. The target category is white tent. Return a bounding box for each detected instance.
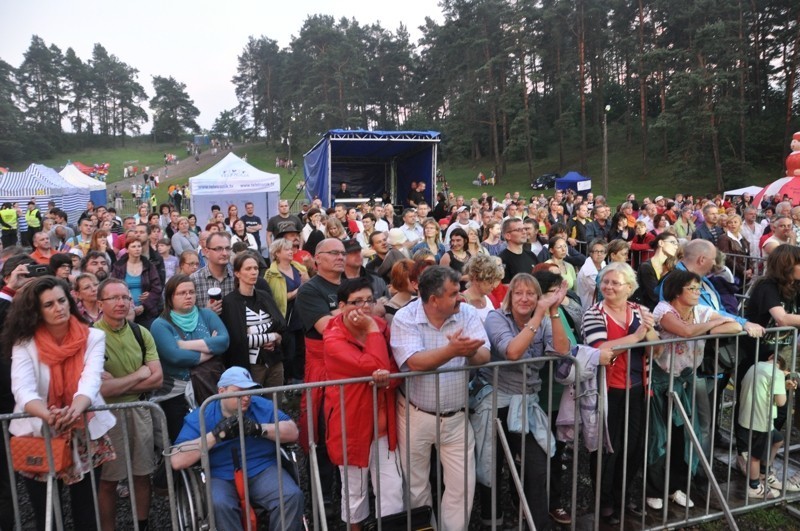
[189,153,280,247]
[724,185,763,197]
[59,163,107,206]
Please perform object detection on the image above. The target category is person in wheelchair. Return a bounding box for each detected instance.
[171,366,304,531]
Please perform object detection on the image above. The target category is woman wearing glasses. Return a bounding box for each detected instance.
[322,277,404,528]
[645,271,740,511]
[221,253,287,389]
[150,274,230,441]
[582,262,660,524]
[577,239,607,311]
[111,236,162,329]
[635,232,679,311]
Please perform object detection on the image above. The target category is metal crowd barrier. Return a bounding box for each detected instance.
[0,401,177,531]
[4,329,798,530]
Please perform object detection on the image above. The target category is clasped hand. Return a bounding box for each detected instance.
[212,415,263,442]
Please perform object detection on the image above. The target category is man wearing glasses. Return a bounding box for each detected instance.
[499,218,539,284]
[191,231,235,313]
[295,238,346,514]
[95,278,163,531]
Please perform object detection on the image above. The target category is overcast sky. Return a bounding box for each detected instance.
[2,0,443,130]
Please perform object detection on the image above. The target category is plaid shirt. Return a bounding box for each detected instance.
[390,299,490,412]
[191,264,235,308]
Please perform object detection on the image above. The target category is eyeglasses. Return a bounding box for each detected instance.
[318,250,346,257]
[684,286,702,293]
[209,246,232,253]
[101,295,133,303]
[590,249,606,254]
[175,290,196,297]
[601,279,628,288]
[347,298,375,307]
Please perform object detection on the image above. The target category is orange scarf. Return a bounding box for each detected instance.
[35,316,90,409]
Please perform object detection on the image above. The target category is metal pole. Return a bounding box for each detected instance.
[603,105,610,198]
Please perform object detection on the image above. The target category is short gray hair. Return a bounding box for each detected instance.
[598,262,638,292]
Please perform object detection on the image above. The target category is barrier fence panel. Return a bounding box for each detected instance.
[9,330,797,530]
[1,401,177,531]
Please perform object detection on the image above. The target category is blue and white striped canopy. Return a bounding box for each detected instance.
[0,163,90,224]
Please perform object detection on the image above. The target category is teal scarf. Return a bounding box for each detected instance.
[171,306,199,333]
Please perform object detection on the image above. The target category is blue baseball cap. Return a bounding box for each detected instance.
[217,367,261,389]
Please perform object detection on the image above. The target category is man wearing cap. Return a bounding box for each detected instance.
[23,200,42,247]
[444,206,480,247]
[343,238,389,301]
[266,200,303,246]
[172,367,304,531]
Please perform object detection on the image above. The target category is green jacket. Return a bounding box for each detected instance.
[264,260,308,317]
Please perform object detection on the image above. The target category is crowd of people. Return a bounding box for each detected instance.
[0,183,799,530]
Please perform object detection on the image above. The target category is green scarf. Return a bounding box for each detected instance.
[170,306,199,333]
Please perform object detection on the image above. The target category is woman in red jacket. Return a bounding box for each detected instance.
[323,277,404,529]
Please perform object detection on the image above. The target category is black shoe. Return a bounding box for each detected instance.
[625,502,643,517]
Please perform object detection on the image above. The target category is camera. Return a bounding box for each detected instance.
[26,264,49,277]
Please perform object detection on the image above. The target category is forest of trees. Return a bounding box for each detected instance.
[0,36,200,162]
[231,0,800,190]
[4,1,800,192]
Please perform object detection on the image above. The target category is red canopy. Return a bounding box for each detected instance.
[72,161,94,175]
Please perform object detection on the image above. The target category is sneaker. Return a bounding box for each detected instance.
[670,490,695,508]
[736,452,749,476]
[747,482,780,500]
[764,472,783,491]
[549,508,571,525]
[646,497,663,510]
[785,474,800,492]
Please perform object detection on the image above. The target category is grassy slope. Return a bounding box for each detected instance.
[17,134,784,208]
[19,139,181,182]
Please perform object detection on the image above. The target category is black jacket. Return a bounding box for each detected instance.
[220,289,287,369]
